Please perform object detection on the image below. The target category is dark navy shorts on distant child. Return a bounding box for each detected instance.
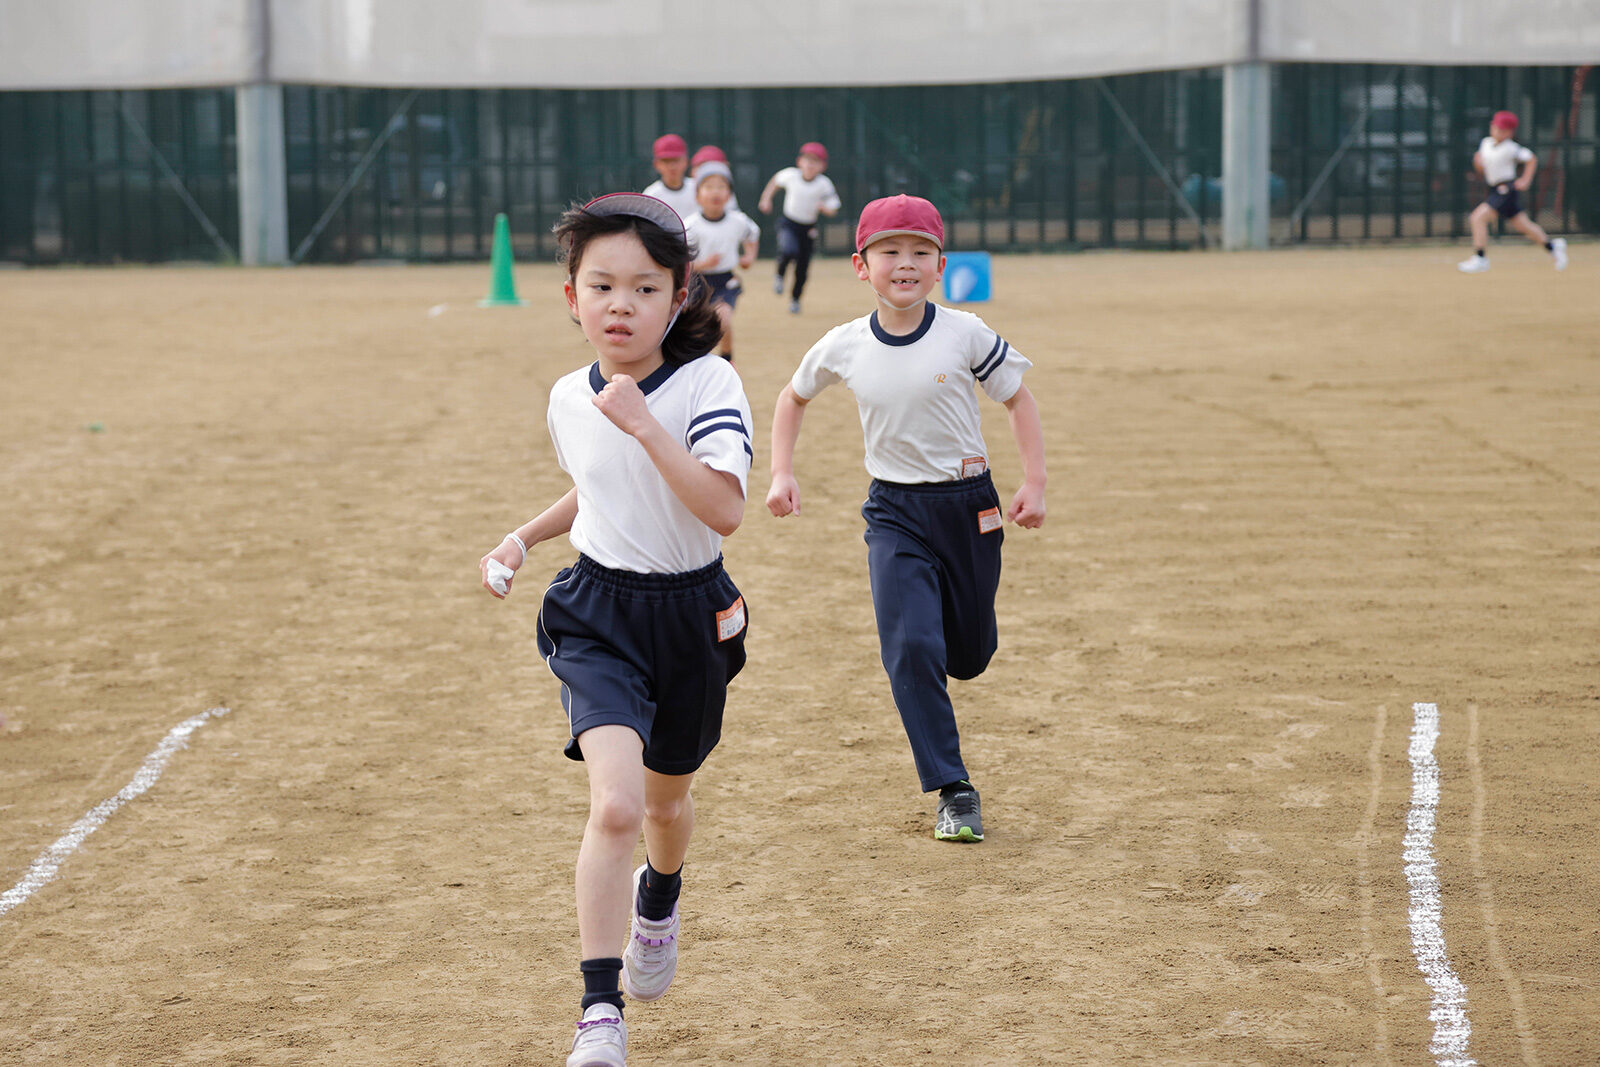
[702,270,743,309]
[536,554,748,776]
[861,471,1005,793]
[1486,183,1523,219]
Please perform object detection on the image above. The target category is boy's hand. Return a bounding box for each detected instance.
[593,374,656,438]
[766,473,802,517]
[1007,483,1046,528]
[738,251,756,269]
[1514,176,1532,191]
[757,196,774,214]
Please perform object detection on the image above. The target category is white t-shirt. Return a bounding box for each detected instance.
[548,355,754,573]
[685,209,761,273]
[791,302,1032,484]
[642,177,699,225]
[1478,137,1534,187]
[770,168,841,225]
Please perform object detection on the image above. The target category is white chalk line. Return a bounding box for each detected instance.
[0,706,231,919]
[1405,701,1475,1067]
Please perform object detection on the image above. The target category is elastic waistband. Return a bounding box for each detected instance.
[572,553,726,594]
[701,270,734,282]
[870,471,994,496]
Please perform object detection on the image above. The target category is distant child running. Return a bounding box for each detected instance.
[766,194,1046,843]
[758,141,841,314]
[479,193,754,1067]
[690,144,741,211]
[684,161,760,364]
[1458,110,1568,273]
[642,134,698,224]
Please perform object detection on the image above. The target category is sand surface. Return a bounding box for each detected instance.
[2,245,1597,1064]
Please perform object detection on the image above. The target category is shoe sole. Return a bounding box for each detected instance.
[935,827,984,842]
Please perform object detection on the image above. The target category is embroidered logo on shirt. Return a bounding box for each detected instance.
[716,596,747,642]
[961,456,988,478]
[977,507,1003,534]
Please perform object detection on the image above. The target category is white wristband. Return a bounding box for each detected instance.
[503,532,528,565]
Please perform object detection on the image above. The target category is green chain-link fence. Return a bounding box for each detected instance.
[2,65,1593,264]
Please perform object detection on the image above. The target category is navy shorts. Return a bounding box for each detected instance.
[1486,184,1523,219]
[702,270,742,309]
[536,554,748,775]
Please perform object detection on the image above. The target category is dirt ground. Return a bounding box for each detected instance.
[2,243,1597,1065]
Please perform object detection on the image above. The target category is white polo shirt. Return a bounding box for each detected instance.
[771,168,841,225]
[549,355,754,573]
[642,177,699,224]
[1478,137,1534,187]
[685,209,761,273]
[791,302,1032,484]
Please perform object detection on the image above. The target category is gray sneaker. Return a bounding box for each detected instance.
[935,782,984,842]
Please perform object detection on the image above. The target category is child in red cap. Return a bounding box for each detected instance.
[642,134,698,224]
[689,144,741,212]
[766,194,1047,843]
[757,141,841,313]
[1459,110,1567,273]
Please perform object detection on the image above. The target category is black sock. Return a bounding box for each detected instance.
[939,779,975,797]
[579,957,624,1013]
[1545,240,1555,251]
[1474,248,1486,258]
[637,860,682,921]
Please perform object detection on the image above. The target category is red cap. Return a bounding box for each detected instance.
[855,194,944,252]
[1491,110,1519,131]
[652,134,687,159]
[799,141,828,164]
[691,144,727,168]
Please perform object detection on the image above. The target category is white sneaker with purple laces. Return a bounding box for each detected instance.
[621,864,679,1001]
[567,1003,626,1067]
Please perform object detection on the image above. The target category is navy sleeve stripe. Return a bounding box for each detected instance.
[688,420,752,447]
[973,334,1005,377]
[975,342,1009,383]
[742,441,754,459]
[688,407,746,432]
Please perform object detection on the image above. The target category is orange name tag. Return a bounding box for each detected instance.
[961,456,988,478]
[716,596,747,642]
[977,507,1003,534]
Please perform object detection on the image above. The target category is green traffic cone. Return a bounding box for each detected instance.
[479,212,526,307]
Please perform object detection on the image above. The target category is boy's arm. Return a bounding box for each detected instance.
[1515,152,1538,190]
[1472,151,1484,176]
[480,487,579,598]
[593,374,745,536]
[1002,384,1047,528]
[757,174,781,214]
[738,237,759,270]
[766,382,810,517]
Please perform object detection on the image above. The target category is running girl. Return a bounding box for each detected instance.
[479,193,754,1067]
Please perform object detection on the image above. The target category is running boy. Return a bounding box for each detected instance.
[766,194,1046,843]
[684,161,760,363]
[1458,110,1568,273]
[642,134,699,224]
[480,193,754,1067]
[757,141,841,314]
[690,144,741,211]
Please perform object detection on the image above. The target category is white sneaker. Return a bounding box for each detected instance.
[621,864,678,1002]
[567,1003,626,1067]
[772,274,784,294]
[1552,237,1568,271]
[1457,255,1490,273]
